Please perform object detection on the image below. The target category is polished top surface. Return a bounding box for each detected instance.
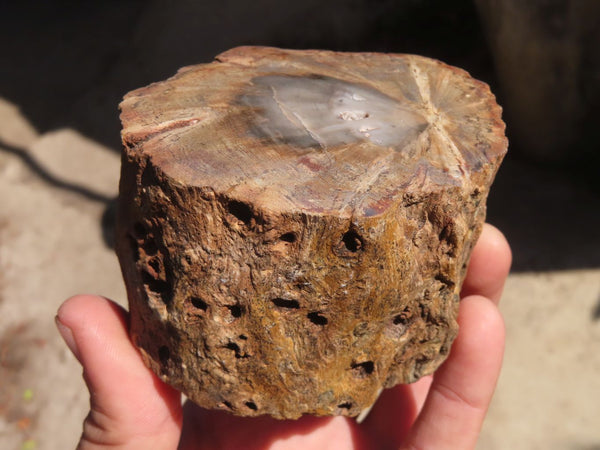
[120,47,507,217]
[239,75,428,151]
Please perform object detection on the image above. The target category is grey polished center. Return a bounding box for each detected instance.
[240,75,428,150]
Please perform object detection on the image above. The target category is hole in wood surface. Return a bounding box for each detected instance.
[227,304,243,318]
[227,200,254,225]
[148,256,161,275]
[132,222,147,239]
[412,356,429,380]
[439,224,451,242]
[439,343,450,356]
[141,163,160,186]
[189,296,208,311]
[245,401,258,411]
[239,334,248,340]
[434,273,455,291]
[393,315,407,325]
[226,342,241,353]
[158,345,170,365]
[272,298,300,309]
[438,223,457,256]
[225,342,248,359]
[307,312,328,326]
[221,400,233,410]
[279,232,297,243]
[337,402,353,409]
[141,237,158,256]
[393,308,411,325]
[131,223,159,256]
[142,270,169,295]
[351,361,375,377]
[341,229,363,252]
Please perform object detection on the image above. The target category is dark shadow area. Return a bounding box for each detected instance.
[0,1,148,151]
[0,2,142,151]
[592,294,600,321]
[0,138,118,248]
[487,158,600,272]
[0,0,492,151]
[0,140,112,204]
[101,198,118,249]
[1,0,598,270]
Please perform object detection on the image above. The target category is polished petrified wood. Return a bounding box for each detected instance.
[116,46,507,419]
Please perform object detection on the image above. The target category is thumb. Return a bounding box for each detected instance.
[401,295,505,449]
[56,295,182,449]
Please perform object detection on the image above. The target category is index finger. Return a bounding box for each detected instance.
[461,223,512,304]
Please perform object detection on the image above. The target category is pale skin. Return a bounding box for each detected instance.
[56,223,511,450]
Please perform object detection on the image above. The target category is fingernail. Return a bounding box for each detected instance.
[55,315,81,362]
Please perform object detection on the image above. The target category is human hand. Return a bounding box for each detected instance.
[56,223,510,450]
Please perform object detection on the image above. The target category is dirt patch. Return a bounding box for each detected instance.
[0,322,45,444]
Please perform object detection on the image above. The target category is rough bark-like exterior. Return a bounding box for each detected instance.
[116,46,507,419]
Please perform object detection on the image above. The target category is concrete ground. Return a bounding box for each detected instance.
[1,2,599,449]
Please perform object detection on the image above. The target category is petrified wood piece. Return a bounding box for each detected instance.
[116,46,507,419]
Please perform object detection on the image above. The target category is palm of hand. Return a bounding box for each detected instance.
[178,379,423,449]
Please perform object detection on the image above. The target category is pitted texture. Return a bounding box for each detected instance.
[116,46,507,419]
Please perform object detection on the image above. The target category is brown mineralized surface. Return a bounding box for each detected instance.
[116,46,507,419]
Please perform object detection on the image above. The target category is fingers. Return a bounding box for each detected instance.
[401,295,505,450]
[56,295,182,449]
[461,224,512,304]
